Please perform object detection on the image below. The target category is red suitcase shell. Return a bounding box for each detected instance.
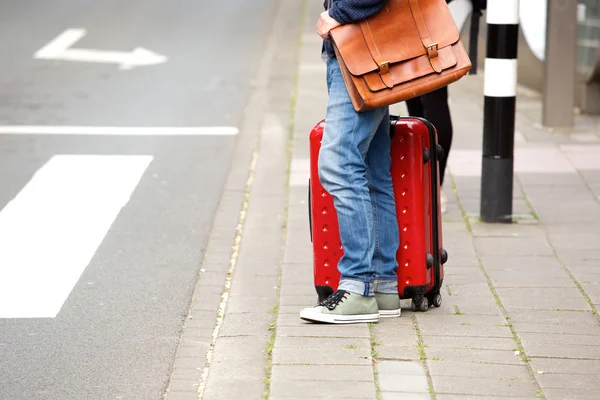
[308,116,447,311]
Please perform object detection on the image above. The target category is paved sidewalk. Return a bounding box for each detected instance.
[163,1,600,399]
[278,1,600,400]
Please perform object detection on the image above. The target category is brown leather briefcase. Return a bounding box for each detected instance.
[329,0,472,112]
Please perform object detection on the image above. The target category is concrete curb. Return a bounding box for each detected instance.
[162,1,304,399]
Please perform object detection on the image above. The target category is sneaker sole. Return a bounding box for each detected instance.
[379,309,401,318]
[299,310,380,324]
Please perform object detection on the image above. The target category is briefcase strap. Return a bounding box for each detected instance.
[408,0,443,72]
[359,21,394,88]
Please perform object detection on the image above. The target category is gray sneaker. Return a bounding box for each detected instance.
[300,290,380,324]
[375,293,401,317]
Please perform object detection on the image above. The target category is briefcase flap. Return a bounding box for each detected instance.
[330,0,461,78]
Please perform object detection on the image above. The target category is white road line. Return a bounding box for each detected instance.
[34,28,167,70]
[34,29,86,59]
[0,126,239,136]
[0,155,152,318]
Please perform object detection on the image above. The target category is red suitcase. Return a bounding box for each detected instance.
[308,116,447,311]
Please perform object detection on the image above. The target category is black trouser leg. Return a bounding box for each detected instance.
[405,86,453,187]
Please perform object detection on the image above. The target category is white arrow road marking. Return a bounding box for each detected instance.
[0,155,153,318]
[0,126,239,136]
[34,28,167,70]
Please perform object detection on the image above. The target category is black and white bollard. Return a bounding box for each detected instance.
[480,0,519,223]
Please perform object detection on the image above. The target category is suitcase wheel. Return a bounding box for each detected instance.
[426,253,434,269]
[436,144,445,160]
[427,291,443,308]
[433,292,442,307]
[411,296,429,312]
[423,147,431,164]
[441,248,448,264]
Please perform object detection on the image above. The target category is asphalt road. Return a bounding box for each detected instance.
[0,0,278,399]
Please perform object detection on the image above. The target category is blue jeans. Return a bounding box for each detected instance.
[318,57,399,296]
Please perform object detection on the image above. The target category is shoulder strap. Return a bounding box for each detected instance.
[408,0,443,72]
[468,9,482,74]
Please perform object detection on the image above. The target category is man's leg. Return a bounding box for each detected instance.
[409,87,453,213]
[365,112,401,317]
[405,96,424,119]
[419,86,453,186]
[299,57,387,324]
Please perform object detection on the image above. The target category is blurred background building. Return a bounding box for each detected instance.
[460,0,600,120]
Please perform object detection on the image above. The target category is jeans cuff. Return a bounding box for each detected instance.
[339,278,375,296]
[374,278,398,294]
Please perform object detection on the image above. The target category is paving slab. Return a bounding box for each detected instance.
[536,373,600,390]
[278,284,320,297]
[271,364,374,382]
[167,380,200,393]
[431,376,539,397]
[468,221,545,238]
[164,392,199,400]
[274,336,371,349]
[500,294,591,311]
[203,380,265,400]
[479,255,564,271]
[507,310,599,325]
[379,373,430,393]
[281,270,314,287]
[175,344,211,359]
[277,325,371,338]
[581,289,600,305]
[190,290,223,311]
[424,348,525,365]
[547,231,600,251]
[218,312,273,338]
[169,367,204,382]
[381,393,431,400]
[377,360,427,376]
[428,304,502,316]
[418,324,513,338]
[225,294,275,313]
[440,271,489,286]
[278,305,309,315]
[512,322,600,335]
[377,345,422,360]
[270,398,373,400]
[533,205,600,224]
[427,360,533,380]
[270,380,377,399]
[553,249,600,265]
[569,272,600,285]
[371,321,419,348]
[497,286,586,299]
[517,332,600,347]
[444,296,504,315]
[486,269,576,288]
[436,396,539,400]
[529,358,600,375]
[270,398,371,400]
[376,360,430,393]
[416,314,508,326]
[524,343,600,359]
[273,346,372,365]
[543,388,600,400]
[444,282,493,296]
[279,294,320,307]
[422,335,518,351]
[371,334,419,348]
[258,0,600,398]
